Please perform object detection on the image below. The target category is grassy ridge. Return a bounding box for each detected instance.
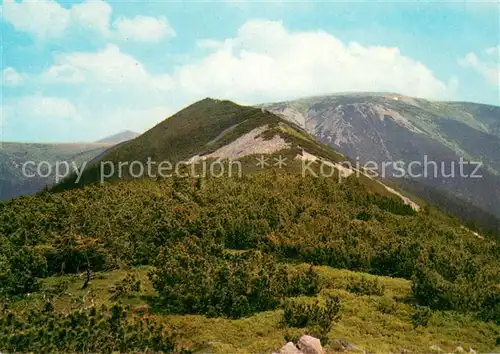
[51,99,350,194]
[52,99,287,191]
[5,266,498,353]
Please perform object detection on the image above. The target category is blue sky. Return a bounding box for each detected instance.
[1,0,499,142]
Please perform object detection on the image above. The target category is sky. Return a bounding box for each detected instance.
[1,0,499,143]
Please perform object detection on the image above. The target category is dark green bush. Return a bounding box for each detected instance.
[0,305,178,353]
[0,172,498,323]
[0,245,46,297]
[410,305,432,328]
[411,262,500,324]
[356,211,373,221]
[110,273,142,301]
[283,265,321,297]
[283,296,341,337]
[368,194,416,216]
[346,277,385,296]
[42,235,107,275]
[377,297,398,314]
[150,238,321,319]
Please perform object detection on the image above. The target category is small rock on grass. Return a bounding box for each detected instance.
[297,335,324,354]
[429,345,442,352]
[275,342,303,354]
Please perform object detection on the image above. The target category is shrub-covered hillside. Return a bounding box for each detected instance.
[1,171,498,352]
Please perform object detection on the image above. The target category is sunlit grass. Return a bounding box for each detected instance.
[9,264,496,354]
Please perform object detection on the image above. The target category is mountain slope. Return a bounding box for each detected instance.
[2,97,499,353]
[2,165,499,353]
[260,93,500,232]
[54,99,403,199]
[54,99,427,211]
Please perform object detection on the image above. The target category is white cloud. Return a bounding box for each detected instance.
[2,67,24,86]
[41,64,86,84]
[2,0,70,41]
[175,19,457,102]
[70,0,112,36]
[196,39,224,49]
[458,47,500,85]
[42,45,173,90]
[485,45,500,57]
[113,16,175,43]
[5,95,80,121]
[25,46,174,139]
[4,19,461,141]
[2,0,171,43]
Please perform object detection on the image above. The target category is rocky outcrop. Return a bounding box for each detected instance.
[297,335,324,354]
[274,335,363,354]
[276,342,303,354]
[274,335,477,354]
[274,336,324,354]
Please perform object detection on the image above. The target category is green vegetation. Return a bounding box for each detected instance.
[2,266,498,353]
[410,305,432,328]
[0,304,178,353]
[150,240,320,318]
[110,273,142,301]
[52,99,350,193]
[1,169,499,352]
[53,99,286,191]
[1,99,499,352]
[283,295,342,340]
[346,276,385,296]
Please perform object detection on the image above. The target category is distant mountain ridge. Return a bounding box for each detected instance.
[260,93,500,232]
[0,131,139,200]
[96,130,140,144]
